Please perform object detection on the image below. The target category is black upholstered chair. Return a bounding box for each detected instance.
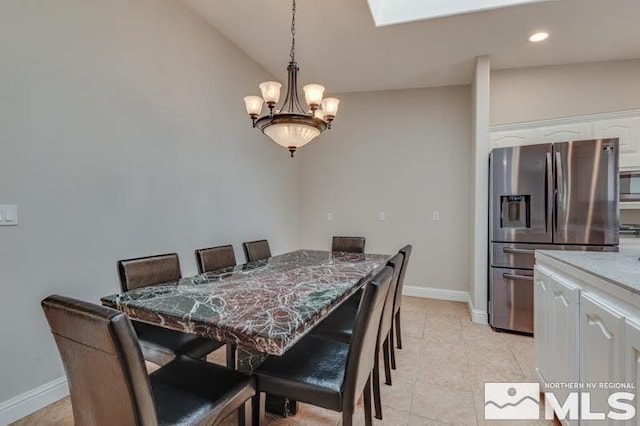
[312,253,403,420]
[242,239,271,262]
[117,253,223,366]
[252,266,394,426]
[195,244,237,274]
[332,236,366,253]
[42,295,255,426]
[391,245,413,355]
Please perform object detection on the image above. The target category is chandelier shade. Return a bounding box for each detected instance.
[242,0,339,157]
[243,96,264,117]
[263,123,320,150]
[258,81,282,105]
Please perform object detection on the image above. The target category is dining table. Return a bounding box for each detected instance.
[101,249,391,416]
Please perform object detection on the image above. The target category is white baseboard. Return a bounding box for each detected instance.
[402,285,469,303]
[401,285,489,325]
[0,376,68,425]
[467,297,489,324]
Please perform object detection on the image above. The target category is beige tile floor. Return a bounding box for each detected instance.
[12,297,560,425]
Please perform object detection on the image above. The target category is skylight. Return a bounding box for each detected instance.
[367,0,557,27]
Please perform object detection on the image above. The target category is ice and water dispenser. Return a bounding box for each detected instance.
[500,195,531,229]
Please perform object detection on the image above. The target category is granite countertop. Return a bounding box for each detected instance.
[620,236,640,254]
[537,249,640,294]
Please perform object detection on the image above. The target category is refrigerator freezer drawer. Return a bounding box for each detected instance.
[490,268,534,334]
[492,243,554,269]
[491,243,618,269]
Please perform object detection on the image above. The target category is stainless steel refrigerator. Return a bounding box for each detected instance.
[489,139,619,334]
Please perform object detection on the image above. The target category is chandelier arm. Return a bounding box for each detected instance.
[288,62,306,114]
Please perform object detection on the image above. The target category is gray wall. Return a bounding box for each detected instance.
[297,86,472,293]
[0,0,298,401]
[491,59,640,125]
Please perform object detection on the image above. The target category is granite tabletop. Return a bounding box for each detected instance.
[537,250,640,294]
[102,249,390,355]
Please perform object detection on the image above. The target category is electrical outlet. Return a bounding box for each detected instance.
[0,205,18,226]
[432,211,440,221]
[379,212,386,221]
[327,213,333,221]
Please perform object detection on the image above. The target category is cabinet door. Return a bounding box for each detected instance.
[592,117,640,169]
[536,123,590,144]
[624,320,640,426]
[490,128,537,149]
[548,275,580,426]
[580,292,625,424]
[534,266,551,384]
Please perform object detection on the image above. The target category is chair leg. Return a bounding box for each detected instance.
[395,309,403,349]
[373,354,382,419]
[363,375,373,426]
[251,392,265,426]
[342,409,353,426]
[226,344,237,369]
[382,335,392,386]
[239,398,252,426]
[389,325,397,370]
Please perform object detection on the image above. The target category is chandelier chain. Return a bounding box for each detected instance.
[290,0,296,62]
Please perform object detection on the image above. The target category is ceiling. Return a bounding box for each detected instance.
[181,0,640,94]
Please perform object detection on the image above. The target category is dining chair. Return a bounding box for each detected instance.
[117,253,224,366]
[391,245,413,358]
[332,236,366,253]
[195,244,237,273]
[42,295,255,426]
[251,266,394,426]
[311,253,403,420]
[242,239,271,262]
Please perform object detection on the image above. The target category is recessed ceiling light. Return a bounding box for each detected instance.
[528,32,550,42]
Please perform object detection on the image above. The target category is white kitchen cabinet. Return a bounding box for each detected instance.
[624,320,640,426]
[579,292,625,424]
[550,275,580,425]
[490,128,537,148]
[534,266,551,384]
[490,109,640,170]
[535,251,640,424]
[592,117,640,169]
[537,123,591,144]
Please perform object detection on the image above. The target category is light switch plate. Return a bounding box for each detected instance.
[0,205,18,226]
[379,212,386,221]
[327,213,333,221]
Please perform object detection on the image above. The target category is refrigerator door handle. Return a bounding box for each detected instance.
[545,151,553,234]
[554,150,564,233]
[502,273,534,281]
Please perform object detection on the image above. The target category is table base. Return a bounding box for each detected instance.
[235,347,298,418]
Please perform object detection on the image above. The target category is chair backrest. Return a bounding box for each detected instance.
[378,253,404,344]
[195,245,236,274]
[393,245,413,314]
[41,295,157,426]
[117,253,182,292]
[331,236,366,254]
[342,266,393,411]
[242,239,271,262]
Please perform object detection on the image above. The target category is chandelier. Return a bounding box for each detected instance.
[243,0,340,157]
